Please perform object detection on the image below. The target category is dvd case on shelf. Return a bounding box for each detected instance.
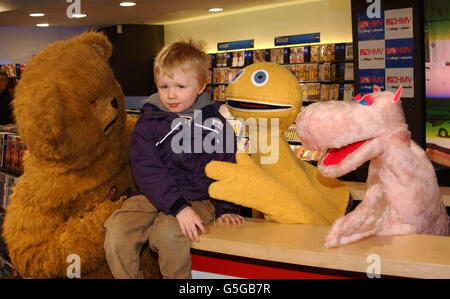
[300,83,321,102]
[310,45,320,62]
[343,84,355,101]
[212,85,227,102]
[270,48,284,65]
[345,43,353,60]
[207,54,213,69]
[253,50,266,63]
[4,175,17,209]
[334,43,346,61]
[212,68,229,84]
[244,51,253,66]
[319,44,335,62]
[215,53,229,67]
[289,46,305,63]
[319,63,331,81]
[0,130,25,175]
[231,51,245,67]
[295,64,319,82]
[344,63,354,81]
[330,84,340,101]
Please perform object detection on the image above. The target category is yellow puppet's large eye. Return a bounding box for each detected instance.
[230,69,245,84]
[251,70,269,87]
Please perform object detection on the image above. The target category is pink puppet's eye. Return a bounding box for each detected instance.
[361,94,374,106]
[352,94,374,106]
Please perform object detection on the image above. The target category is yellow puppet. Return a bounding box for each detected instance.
[205,62,349,224]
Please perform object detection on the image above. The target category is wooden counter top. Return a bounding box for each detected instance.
[191,218,450,279]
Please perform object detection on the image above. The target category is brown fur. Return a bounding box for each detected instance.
[2,32,160,278]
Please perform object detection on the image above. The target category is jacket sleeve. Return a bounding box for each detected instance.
[130,119,190,215]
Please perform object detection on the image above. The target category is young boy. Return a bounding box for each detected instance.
[104,40,244,279]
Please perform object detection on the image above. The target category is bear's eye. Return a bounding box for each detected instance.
[90,100,97,108]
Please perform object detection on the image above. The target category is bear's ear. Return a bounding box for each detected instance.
[14,81,65,160]
[75,31,112,60]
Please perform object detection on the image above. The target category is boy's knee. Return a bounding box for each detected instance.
[149,215,189,251]
[104,221,130,249]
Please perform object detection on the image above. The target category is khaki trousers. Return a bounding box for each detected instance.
[104,195,215,279]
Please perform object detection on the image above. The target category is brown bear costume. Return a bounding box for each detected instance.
[2,32,160,278]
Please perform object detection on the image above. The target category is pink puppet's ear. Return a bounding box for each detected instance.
[352,94,362,102]
[393,85,402,102]
[373,85,381,92]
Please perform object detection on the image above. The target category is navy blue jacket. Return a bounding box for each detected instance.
[130,94,240,217]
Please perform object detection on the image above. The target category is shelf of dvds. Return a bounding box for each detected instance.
[207,42,355,103]
[0,126,24,212]
[0,64,25,79]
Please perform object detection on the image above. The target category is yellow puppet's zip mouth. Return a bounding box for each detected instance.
[227,98,293,112]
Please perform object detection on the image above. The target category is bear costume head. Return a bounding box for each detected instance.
[14,32,126,169]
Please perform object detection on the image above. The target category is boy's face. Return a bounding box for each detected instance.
[156,68,206,113]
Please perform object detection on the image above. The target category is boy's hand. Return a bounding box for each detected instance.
[217,214,245,226]
[176,206,206,242]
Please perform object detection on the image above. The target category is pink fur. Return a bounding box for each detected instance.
[296,88,449,248]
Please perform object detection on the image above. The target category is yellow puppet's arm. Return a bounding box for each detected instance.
[206,153,330,225]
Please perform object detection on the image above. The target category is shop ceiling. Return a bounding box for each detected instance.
[0,0,319,27]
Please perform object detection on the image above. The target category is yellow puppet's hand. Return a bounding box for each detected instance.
[206,153,264,204]
[205,153,329,224]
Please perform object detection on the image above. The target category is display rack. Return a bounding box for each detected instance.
[207,43,355,104]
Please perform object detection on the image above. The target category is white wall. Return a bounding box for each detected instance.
[163,0,352,53]
[0,27,88,64]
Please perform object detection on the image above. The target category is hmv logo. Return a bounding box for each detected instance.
[361,76,384,84]
[386,17,412,25]
[359,19,384,28]
[386,47,412,55]
[360,48,384,56]
[387,76,412,84]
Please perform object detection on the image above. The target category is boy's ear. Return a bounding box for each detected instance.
[198,82,207,94]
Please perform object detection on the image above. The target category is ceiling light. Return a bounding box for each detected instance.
[120,2,136,6]
[72,13,87,18]
[29,13,45,17]
[36,23,49,27]
[209,8,223,12]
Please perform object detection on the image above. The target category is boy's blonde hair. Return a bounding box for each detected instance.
[154,39,210,87]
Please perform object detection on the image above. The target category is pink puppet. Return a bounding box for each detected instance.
[296,86,449,248]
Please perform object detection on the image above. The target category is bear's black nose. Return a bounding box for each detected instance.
[111,98,118,109]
